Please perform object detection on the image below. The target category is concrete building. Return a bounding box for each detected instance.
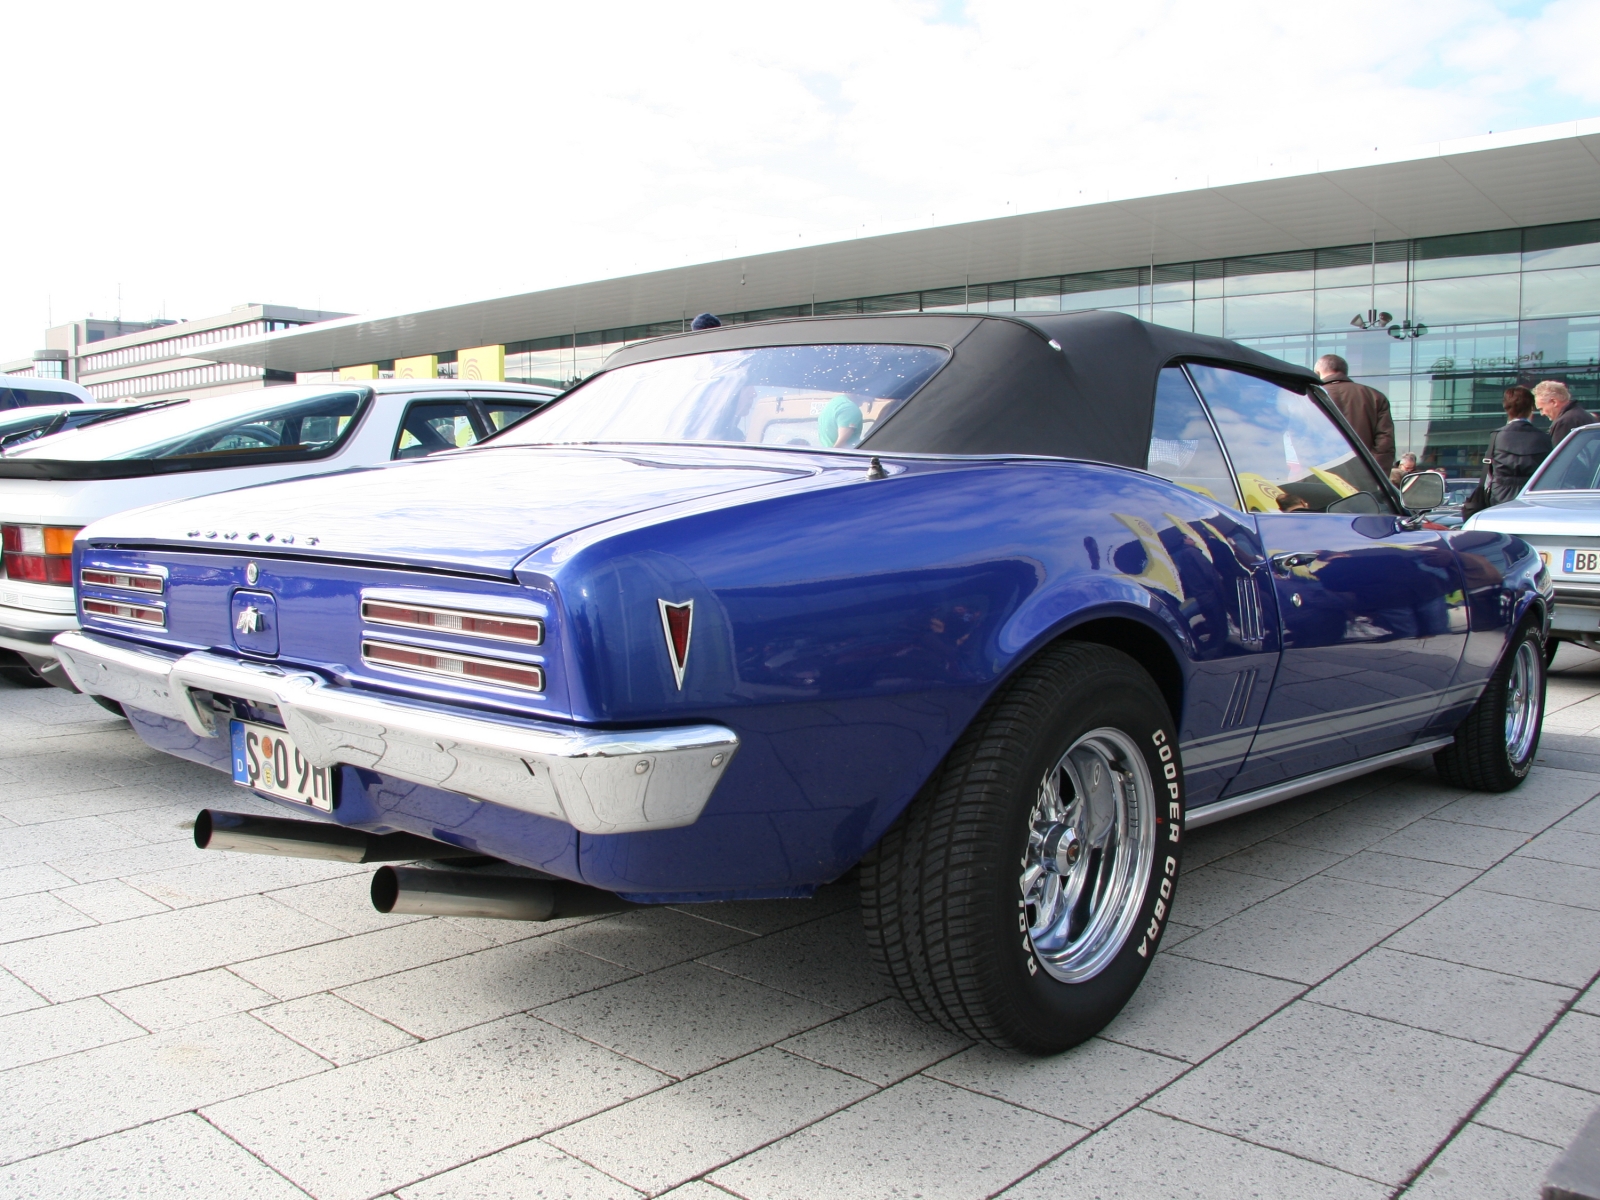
[194,121,1600,471]
[2,304,348,403]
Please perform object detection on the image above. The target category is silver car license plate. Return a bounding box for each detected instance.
[230,719,335,811]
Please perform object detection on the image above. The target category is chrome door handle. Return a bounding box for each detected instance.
[1270,552,1317,573]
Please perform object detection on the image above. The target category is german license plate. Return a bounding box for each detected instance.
[1563,549,1600,574]
[230,719,335,811]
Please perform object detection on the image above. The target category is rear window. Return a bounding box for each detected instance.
[1530,426,1600,491]
[10,388,367,462]
[492,344,949,450]
[0,386,82,409]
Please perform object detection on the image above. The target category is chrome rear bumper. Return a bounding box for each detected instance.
[53,630,737,835]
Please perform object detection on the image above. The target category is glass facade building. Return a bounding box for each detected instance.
[502,219,1600,474]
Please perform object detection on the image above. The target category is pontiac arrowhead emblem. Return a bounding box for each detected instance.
[657,599,693,690]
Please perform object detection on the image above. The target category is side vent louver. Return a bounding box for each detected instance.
[1222,668,1259,730]
[1235,576,1265,649]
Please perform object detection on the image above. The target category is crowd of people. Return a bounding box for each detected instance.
[1313,354,1593,512]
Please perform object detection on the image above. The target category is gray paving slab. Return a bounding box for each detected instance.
[0,968,44,1017]
[51,878,171,922]
[1168,894,1394,984]
[0,815,156,872]
[1557,796,1600,835]
[397,1139,642,1200]
[253,992,418,1064]
[125,852,364,908]
[1307,947,1573,1052]
[1402,1121,1559,1200]
[777,998,970,1085]
[1476,1073,1600,1148]
[1580,982,1600,1016]
[46,837,217,885]
[1207,840,1345,883]
[1147,1002,1514,1185]
[535,961,838,1079]
[995,1107,1387,1200]
[0,1112,311,1200]
[1164,865,1288,929]
[0,995,145,1071]
[550,905,753,973]
[1521,1011,1600,1092]
[671,883,860,937]
[0,894,343,1001]
[1320,849,1481,896]
[697,908,890,1012]
[1098,954,1303,1063]
[1521,826,1600,870]
[1384,887,1600,987]
[547,1047,875,1193]
[0,890,95,942]
[337,933,635,1039]
[230,916,493,1001]
[708,1074,1080,1200]
[204,1014,667,1200]
[1368,817,1532,869]
[1271,873,1442,927]
[928,1036,1188,1129]
[1430,783,1597,835]
[1472,854,1600,910]
[0,1012,328,1166]
[266,871,429,935]
[1266,805,1399,854]
[102,968,276,1031]
[0,861,73,899]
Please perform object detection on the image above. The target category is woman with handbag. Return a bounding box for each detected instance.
[1464,386,1552,517]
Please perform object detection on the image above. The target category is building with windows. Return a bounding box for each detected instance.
[2,303,347,403]
[205,120,1598,472]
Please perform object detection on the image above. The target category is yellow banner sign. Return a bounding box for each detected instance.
[337,363,379,381]
[394,355,438,379]
[458,345,505,382]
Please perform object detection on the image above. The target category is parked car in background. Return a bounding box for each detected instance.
[0,377,92,407]
[1468,423,1600,664]
[0,402,145,452]
[1422,476,1479,528]
[58,312,1546,1053]
[0,380,554,688]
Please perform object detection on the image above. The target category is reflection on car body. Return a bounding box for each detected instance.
[56,312,1548,1053]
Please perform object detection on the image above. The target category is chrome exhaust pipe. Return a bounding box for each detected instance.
[194,809,486,864]
[370,866,634,921]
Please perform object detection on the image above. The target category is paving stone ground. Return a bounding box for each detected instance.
[2,649,1600,1199]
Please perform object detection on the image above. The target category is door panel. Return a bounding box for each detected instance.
[1225,514,1468,793]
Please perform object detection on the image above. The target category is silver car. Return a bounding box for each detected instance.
[1468,423,1600,663]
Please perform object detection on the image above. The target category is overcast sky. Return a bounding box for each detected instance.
[4,0,1597,360]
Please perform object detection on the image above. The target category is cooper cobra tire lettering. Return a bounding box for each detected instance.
[860,641,1185,1054]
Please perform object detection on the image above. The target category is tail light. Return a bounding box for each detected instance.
[361,600,542,645]
[81,598,166,627]
[1,525,79,585]
[362,639,544,692]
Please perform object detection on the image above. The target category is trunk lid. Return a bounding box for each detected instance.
[79,446,816,576]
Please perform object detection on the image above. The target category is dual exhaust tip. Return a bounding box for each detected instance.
[195,809,632,922]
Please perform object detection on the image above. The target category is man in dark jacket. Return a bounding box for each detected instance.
[1534,379,1596,446]
[1315,354,1395,468]
[1488,386,1553,505]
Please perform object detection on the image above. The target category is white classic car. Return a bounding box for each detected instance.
[1468,422,1600,664]
[0,379,554,688]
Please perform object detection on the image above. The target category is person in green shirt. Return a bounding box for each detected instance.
[817,393,864,448]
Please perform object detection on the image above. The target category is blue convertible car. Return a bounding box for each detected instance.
[55,312,1548,1052]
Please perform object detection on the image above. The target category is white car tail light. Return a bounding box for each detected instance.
[361,600,542,645]
[362,639,544,692]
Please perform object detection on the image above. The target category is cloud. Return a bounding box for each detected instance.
[0,0,1591,360]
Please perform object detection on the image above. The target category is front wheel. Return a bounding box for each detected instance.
[1434,621,1545,791]
[860,642,1183,1054]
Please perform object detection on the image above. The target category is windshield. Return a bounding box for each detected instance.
[1443,479,1478,505]
[492,344,950,450]
[9,386,367,462]
[1530,426,1600,491]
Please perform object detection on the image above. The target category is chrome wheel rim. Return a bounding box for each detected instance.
[1019,727,1156,983]
[1505,640,1541,764]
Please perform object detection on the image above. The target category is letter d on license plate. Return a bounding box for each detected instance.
[231,719,335,812]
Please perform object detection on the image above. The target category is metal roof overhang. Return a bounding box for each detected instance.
[207,121,1600,374]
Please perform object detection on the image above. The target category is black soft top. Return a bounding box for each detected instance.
[602,310,1318,469]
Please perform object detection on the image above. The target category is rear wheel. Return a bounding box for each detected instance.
[860,642,1182,1054]
[1434,621,1544,792]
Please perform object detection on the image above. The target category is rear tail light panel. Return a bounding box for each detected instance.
[362,638,544,692]
[361,600,542,645]
[81,567,167,594]
[2,524,80,586]
[81,597,166,628]
[357,589,552,702]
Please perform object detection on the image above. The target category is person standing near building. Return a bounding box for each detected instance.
[1390,452,1417,484]
[1486,386,1553,506]
[1316,354,1396,469]
[1534,379,1596,446]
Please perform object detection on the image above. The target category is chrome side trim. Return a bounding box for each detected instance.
[1185,737,1454,830]
[52,630,737,835]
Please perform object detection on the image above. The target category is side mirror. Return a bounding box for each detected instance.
[1400,471,1445,512]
